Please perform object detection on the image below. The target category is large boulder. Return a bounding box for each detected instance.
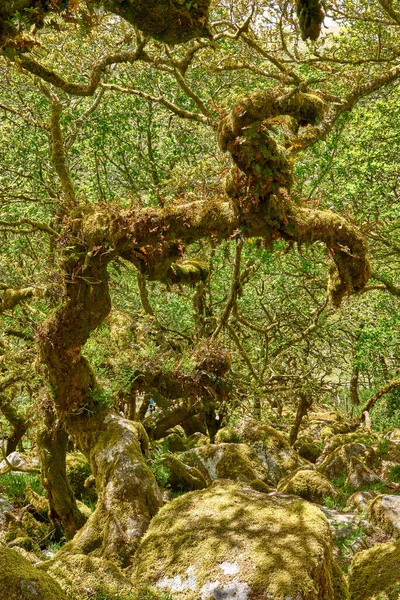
[277,468,337,504]
[345,456,383,490]
[161,454,208,491]
[316,432,377,466]
[317,443,375,481]
[0,545,66,599]
[348,539,400,600]
[240,423,303,484]
[180,443,269,485]
[368,494,400,534]
[0,451,30,473]
[133,481,348,599]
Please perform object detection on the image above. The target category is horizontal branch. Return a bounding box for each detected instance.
[360,377,400,419]
[16,45,145,97]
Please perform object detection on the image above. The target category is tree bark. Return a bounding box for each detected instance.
[360,378,400,422]
[350,365,360,406]
[38,256,162,565]
[37,405,85,540]
[289,392,313,446]
[0,395,29,455]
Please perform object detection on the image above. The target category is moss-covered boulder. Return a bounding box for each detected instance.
[66,452,92,498]
[317,432,377,466]
[3,511,49,547]
[309,411,341,423]
[240,423,303,484]
[161,454,208,491]
[317,443,375,481]
[40,554,134,600]
[368,494,400,534]
[186,432,209,449]
[9,536,40,553]
[180,443,269,485]
[373,440,400,482]
[215,426,242,443]
[277,468,337,504]
[133,481,347,599]
[162,432,187,453]
[0,545,66,599]
[345,490,379,512]
[296,440,323,463]
[348,539,400,600]
[345,456,383,490]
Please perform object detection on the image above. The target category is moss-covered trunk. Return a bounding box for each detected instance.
[38,256,162,565]
[0,394,29,455]
[59,413,162,567]
[37,405,86,540]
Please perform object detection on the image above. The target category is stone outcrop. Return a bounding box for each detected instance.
[277,468,337,504]
[0,545,66,599]
[133,480,348,599]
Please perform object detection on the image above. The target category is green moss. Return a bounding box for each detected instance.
[0,545,66,599]
[321,426,335,441]
[40,554,134,600]
[332,560,350,600]
[214,427,242,444]
[181,443,269,485]
[327,432,378,455]
[100,0,211,44]
[185,433,208,449]
[66,452,92,499]
[161,433,186,453]
[9,535,40,553]
[349,539,400,600]
[278,469,338,504]
[297,441,322,463]
[169,259,209,285]
[295,0,325,40]
[160,454,207,491]
[134,481,341,599]
[368,494,400,534]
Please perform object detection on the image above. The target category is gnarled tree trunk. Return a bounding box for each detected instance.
[37,405,86,540]
[38,256,162,566]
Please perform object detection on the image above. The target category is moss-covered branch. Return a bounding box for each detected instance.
[295,0,325,41]
[0,393,30,455]
[17,45,145,97]
[0,0,211,49]
[0,286,40,313]
[360,378,400,421]
[47,94,76,207]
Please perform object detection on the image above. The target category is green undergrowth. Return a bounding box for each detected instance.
[148,439,170,488]
[0,472,44,506]
[66,586,174,600]
[388,464,400,483]
[336,525,367,573]
[324,474,389,511]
